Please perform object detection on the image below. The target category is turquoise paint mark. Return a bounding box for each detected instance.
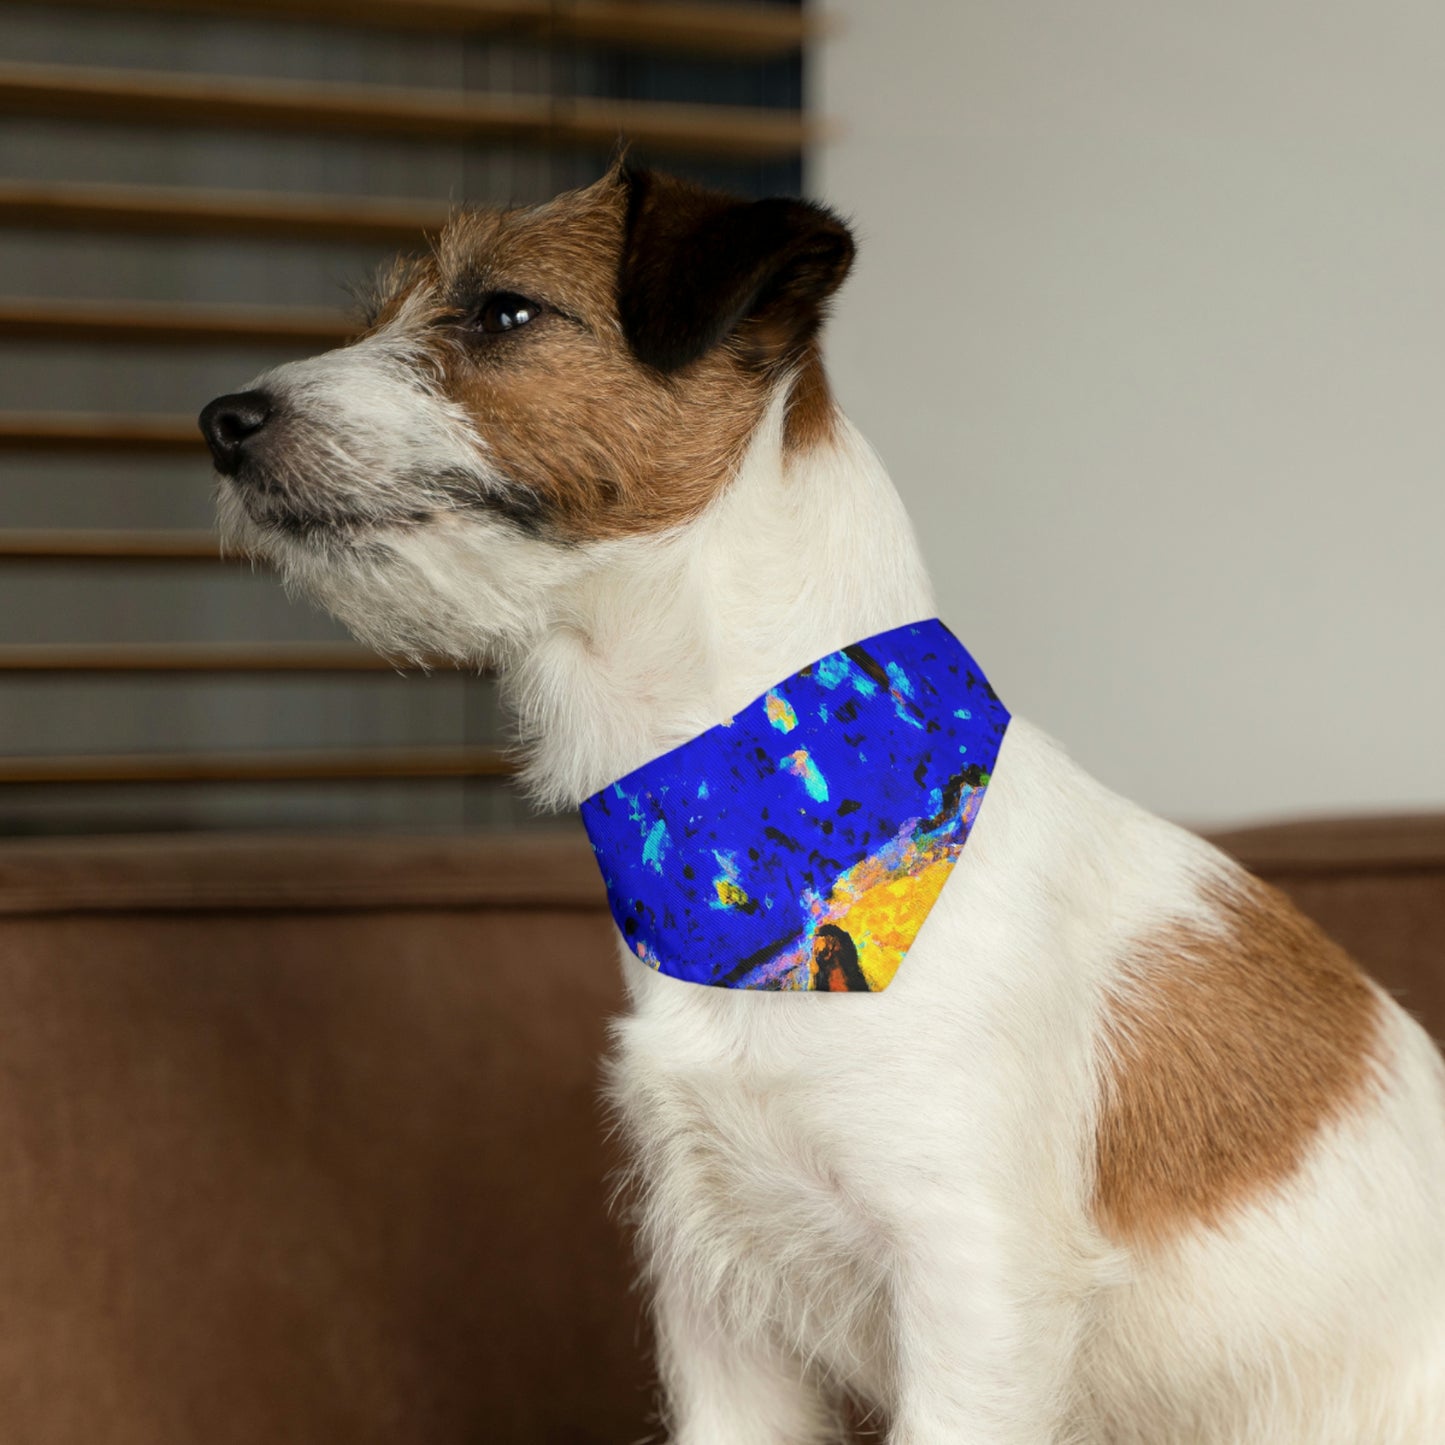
[697,780,710,800]
[885,661,915,698]
[781,748,829,803]
[642,819,670,873]
[816,652,878,698]
[883,660,922,728]
[954,708,972,721]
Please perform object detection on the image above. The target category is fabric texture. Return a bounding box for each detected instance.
[580,619,1010,991]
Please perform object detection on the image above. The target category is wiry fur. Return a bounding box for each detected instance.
[206,171,1445,1443]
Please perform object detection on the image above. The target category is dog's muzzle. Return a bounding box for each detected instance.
[199,390,274,476]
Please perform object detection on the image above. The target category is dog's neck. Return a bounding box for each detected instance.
[506,390,937,809]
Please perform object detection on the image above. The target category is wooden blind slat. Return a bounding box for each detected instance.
[0,746,513,784]
[0,530,227,561]
[0,412,201,452]
[0,15,809,818]
[20,0,815,58]
[0,180,449,245]
[0,298,353,348]
[0,62,818,161]
[0,643,425,672]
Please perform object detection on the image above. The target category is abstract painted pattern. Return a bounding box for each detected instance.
[580,619,1010,991]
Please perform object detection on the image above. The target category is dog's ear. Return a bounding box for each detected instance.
[618,166,855,375]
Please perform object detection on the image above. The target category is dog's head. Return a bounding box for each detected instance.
[200,166,854,662]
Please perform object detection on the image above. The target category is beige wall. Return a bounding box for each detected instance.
[813,1,1445,827]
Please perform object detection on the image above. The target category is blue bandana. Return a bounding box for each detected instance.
[579,619,1009,991]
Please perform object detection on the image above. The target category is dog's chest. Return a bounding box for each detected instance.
[611,996,893,1385]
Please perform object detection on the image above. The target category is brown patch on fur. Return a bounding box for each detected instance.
[1094,872,1382,1247]
[783,342,839,453]
[363,170,848,541]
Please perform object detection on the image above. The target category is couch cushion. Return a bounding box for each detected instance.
[0,829,649,1445]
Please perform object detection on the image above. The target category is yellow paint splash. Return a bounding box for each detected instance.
[833,855,954,989]
[715,878,752,909]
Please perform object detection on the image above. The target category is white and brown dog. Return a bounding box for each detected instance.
[201,166,1445,1443]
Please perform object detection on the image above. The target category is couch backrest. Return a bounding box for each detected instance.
[0,831,647,1445]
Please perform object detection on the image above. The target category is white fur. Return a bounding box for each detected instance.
[221,353,1445,1443]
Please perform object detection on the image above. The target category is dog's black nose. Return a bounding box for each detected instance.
[199,390,273,475]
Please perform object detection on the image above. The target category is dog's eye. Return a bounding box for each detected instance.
[473,292,542,335]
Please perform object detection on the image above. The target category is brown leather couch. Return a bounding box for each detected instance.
[0,817,1439,1443]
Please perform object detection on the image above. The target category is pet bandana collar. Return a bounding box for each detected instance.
[579,619,1009,992]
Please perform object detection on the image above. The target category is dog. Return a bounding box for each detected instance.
[200,164,1445,1443]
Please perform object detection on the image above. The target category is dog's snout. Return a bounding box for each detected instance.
[199,390,273,475]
